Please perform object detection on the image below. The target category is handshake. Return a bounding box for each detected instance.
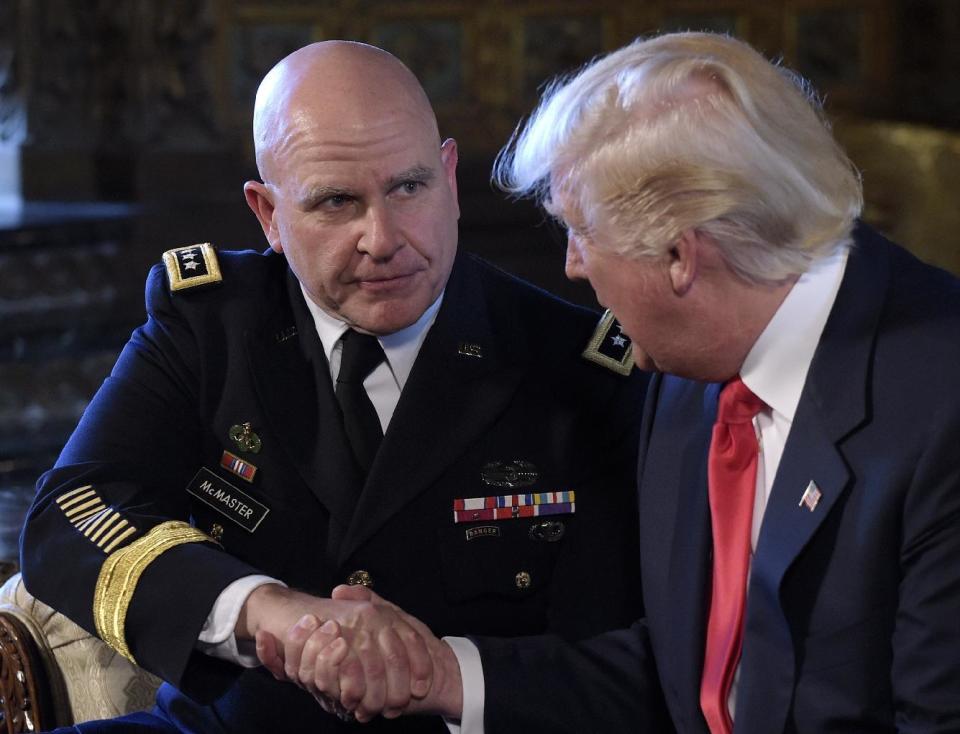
[237,583,465,723]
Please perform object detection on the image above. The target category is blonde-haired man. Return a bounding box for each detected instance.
[300,32,960,733]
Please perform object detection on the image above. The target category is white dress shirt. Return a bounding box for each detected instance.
[196,287,442,664]
[450,244,850,734]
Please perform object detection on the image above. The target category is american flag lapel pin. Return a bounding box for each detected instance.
[798,480,822,512]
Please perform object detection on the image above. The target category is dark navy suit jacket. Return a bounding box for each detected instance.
[479,225,960,733]
[21,249,647,733]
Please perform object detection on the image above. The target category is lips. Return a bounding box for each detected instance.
[358,273,415,282]
[355,271,421,292]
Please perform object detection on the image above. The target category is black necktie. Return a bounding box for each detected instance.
[335,330,385,475]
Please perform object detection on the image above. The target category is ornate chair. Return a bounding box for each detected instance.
[0,572,161,732]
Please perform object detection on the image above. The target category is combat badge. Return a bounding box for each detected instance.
[163,243,222,292]
[582,309,635,376]
[481,459,538,488]
[229,422,262,454]
[187,468,269,532]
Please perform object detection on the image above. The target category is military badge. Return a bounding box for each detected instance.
[458,342,483,358]
[453,491,575,524]
[582,309,635,375]
[186,468,269,532]
[220,450,258,483]
[529,519,566,542]
[481,459,538,488]
[162,243,222,292]
[228,422,262,454]
[465,525,502,541]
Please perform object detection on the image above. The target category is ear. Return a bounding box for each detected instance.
[439,138,460,219]
[243,181,283,253]
[669,229,701,296]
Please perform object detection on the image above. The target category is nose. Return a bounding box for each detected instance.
[564,234,586,281]
[359,203,403,260]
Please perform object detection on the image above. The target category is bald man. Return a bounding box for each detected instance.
[20,42,647,733]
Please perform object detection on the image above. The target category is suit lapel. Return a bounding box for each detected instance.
[339,255,528,563]
[246,266,362,527]
[666,381,720,731]
[736,228,891,732]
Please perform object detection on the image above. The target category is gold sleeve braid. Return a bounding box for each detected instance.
[93,521,215,663]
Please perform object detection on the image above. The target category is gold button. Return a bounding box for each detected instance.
[515,570,532,590]
[209,523,224,543]
[347,569,374,588]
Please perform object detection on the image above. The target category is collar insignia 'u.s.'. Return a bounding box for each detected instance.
[453,491,575,524]
[582,309,634,376]
[163,243,222,292]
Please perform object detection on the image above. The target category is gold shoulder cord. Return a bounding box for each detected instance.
[93,521,214,663]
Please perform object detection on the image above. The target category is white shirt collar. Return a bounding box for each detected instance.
[299,284,444,390]
[740,245,849,422]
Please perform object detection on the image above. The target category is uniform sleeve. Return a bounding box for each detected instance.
[19,264,262,701]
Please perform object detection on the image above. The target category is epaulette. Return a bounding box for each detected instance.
[582,309,635,376]
[162,242,222,292]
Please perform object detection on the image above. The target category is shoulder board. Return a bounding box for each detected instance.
[582,309,635,376]
[162,243,222,292]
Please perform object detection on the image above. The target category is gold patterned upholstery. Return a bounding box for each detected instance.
[0,572,161,730]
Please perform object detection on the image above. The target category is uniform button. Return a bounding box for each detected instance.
[209,523,224,543]
[347,569,374,588]
[515,570,532,590]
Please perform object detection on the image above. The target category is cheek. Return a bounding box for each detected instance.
[283,222,352,285]
[405,204,458,262]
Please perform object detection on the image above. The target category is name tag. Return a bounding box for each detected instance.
[186,468,270,532]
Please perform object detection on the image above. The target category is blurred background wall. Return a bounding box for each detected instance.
[1,0,959,566]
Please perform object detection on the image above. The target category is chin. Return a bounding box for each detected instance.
[355,308,423,336]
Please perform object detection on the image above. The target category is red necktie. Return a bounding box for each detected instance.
[700,377,766,734]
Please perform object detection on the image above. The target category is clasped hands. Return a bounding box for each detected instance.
[236,583,463,723]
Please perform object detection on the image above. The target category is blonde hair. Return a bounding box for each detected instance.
[493,33,863,282]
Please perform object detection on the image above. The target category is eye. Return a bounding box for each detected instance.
[322,194,352,209]
[395,180,425,197]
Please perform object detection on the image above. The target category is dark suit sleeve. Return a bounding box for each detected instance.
[892,400,960,732]
[20,264,262,700]
[475,621,672,733]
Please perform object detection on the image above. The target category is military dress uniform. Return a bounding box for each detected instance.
[20,245,647,733]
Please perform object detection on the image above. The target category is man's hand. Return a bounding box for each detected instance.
[236,584,435,722]
[327,585,465,721]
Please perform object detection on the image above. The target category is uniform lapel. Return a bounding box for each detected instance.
[246,266,362,527]
[339,255,528,564]
[735,228,890,732]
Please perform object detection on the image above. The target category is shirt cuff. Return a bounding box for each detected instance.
[442,636,485,734]
[197,575,286,667]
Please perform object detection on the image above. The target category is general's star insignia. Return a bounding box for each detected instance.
[582,310,634,376]
[163,242,222,292]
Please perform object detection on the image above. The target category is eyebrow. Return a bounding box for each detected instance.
[299,185,354,210]
[384,165,435,190]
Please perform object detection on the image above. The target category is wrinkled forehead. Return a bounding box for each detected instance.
[263,95,441,184]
